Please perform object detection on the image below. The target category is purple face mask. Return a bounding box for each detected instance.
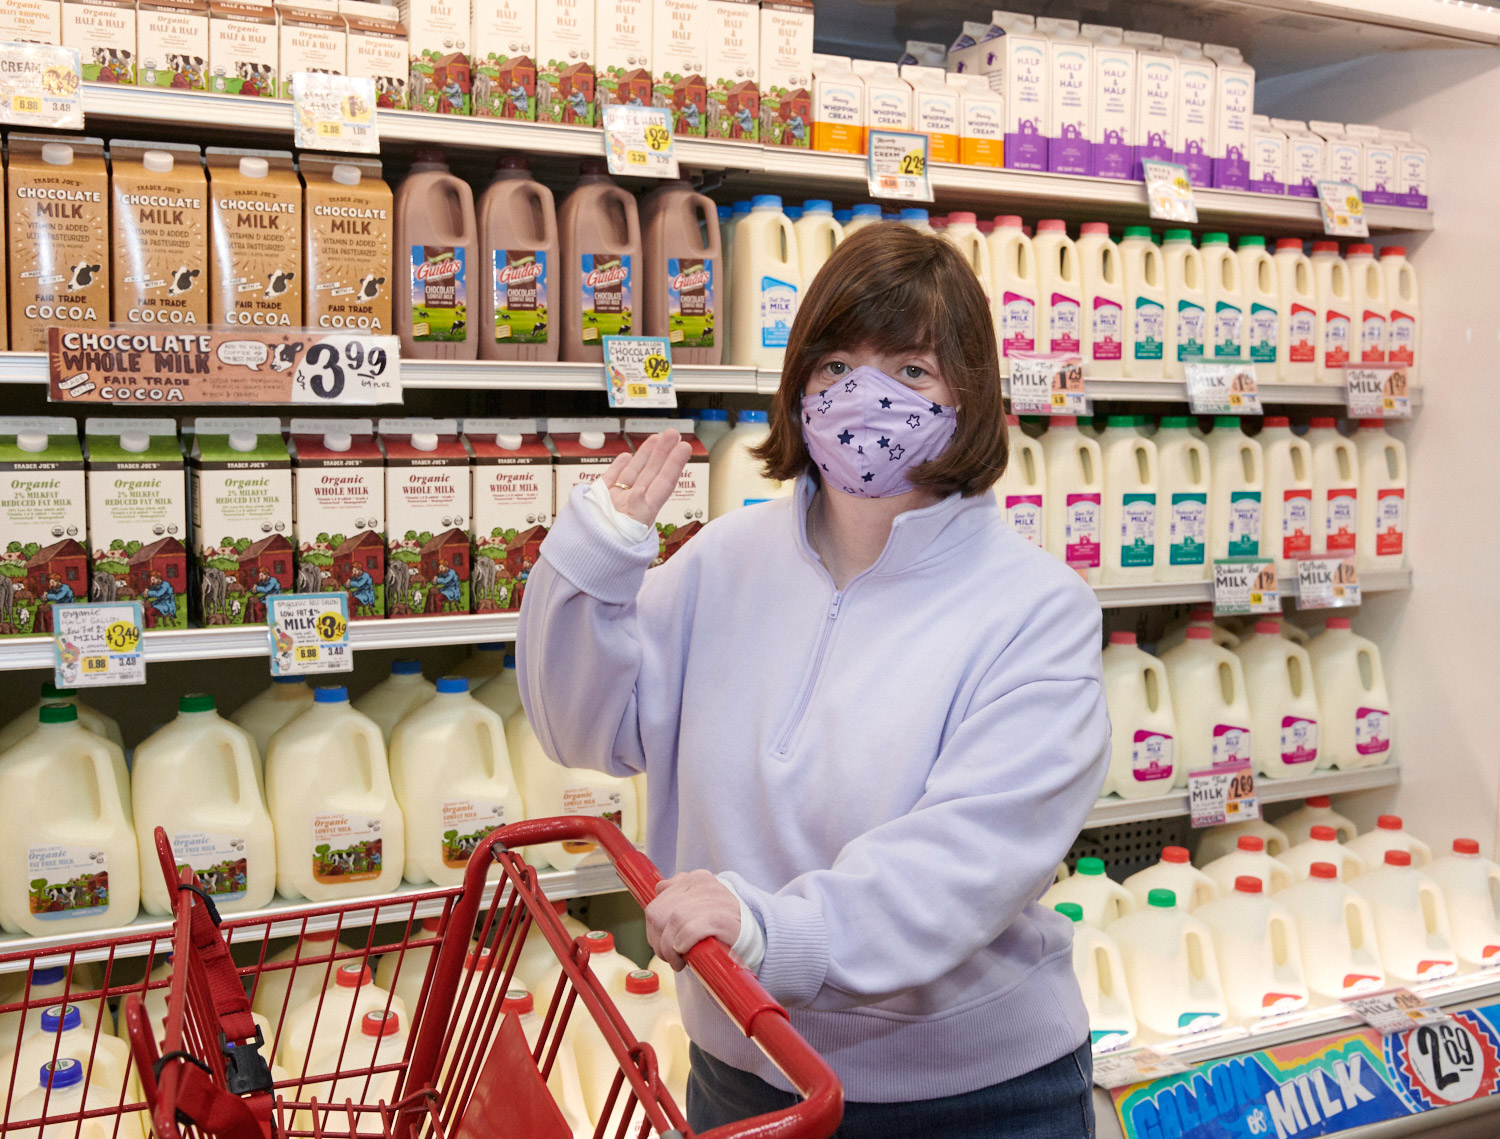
[800,366,958,498]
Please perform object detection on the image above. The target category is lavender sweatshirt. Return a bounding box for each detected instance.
[517,476,1110,1103]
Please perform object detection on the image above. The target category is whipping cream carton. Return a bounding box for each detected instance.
[472,0,536,120]
[898,40,944,68]
[947,11,1048,172]
[1311,120,1360,185]
[379,418,472,618]
[1036,17,1089,176]
[1125,30,1173,175]
[207,1,277,98]
[288,418,385,620]
[1249,115,1286,195]
[1166,38,1213,186]
[344,6,409,110]
[624,418,706,563]
[1274,118,1323,198]
[463,418,552,613]
[398,0,473,115]
[1394,130,1428,209]
[0,0,62,44]
[545,417,629,518]
[63,0,138,84]
[651,0,707,136]
[852,59,911,138]
[902,64,958,164]
[704,0,756,142]
[1204,43,1252,189]
[0,418,87,639]
[594,0,651,122]
[1082,24,1132,180]
[946,72,1003,168]
[758,0,812,148]
[810,53,862,155]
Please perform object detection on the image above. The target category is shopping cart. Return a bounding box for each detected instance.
[128,818,842,1139]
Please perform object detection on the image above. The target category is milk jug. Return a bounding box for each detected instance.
[1162,230,1207,378]
[1101,632,1178,797]
[988,215,1038,375]
[692,409,732,454]
[1351,850,1457,983]
[250,928,344,1023]
[1108,889,1229,1041]
[1234,623,1321,779]
[0,704,139,937]
[1277,863,1385,1002]
[640,180,722,365]
[473,655,522,723]
[1258,417,1314,578]
[994,416,1046,548]
[1347,815,1430,869]
[1279,826,1367,883]
[1275,796,1358,846]
[1353,420,1408,572]
[1308,617,1394,768]
[109,955,173,1045]
[297,1009,408,1130]
[353,660,436,745]
[940,212,992,301]
[1041,857,1135,929]
[1196,820,1291,864]
[536,929,639,1015]
[373,916,448,1016]
[898,208,934,234]
[134,694,276,917]
[0,964,99,1046]
[231,676,313,766]
[1272,239,1317,381]
[792,200,843,287]
[477,155,560,362]
[278,962,407,1075]
[707,411,790,517]
[560,161,643,364]
[1236,237,1280,371]
[1099,419,1160,583]
[389,676,522,887]
[1055,903,1137,1052]
[1039,417,1103,583]
[0,682,124,755]
[0,1003,142,1121]
[451,642,510,682]
[1310,241,1352,381]
[1154,418,1210,582]
[1345,244,1388,364]
[1202,836,1293,896]
[1032,220,1083,356]
[10,1058,140,1139]
[1159,627,1253,782]
[1196,877,1309,1022]
[1426,840,1500,970]
[1199,233,1245,360]
[395,149,479,361]
[264,686,405,902]
[729,196,801,369]
[1120,227,1167,380]
[508,901,590,994]
[1076,223,1125,377]
[1205,417,1264,562]
[1124,848,1218,912]
[1380,246,1420,385]
[1156,605,1240,653]
[842,202,883,235]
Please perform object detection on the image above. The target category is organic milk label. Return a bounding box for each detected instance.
[1133,298,1164,360]
[491,250,548,343]
[170,831,248,900]
[1211,724,1252,766]
[1091,297,1123,361]
[1170,493,1207,566]
[1120,493,1156,568]
[0,419,89,638]
[440,798,507,868]
[1326,487,1357,554]
[1288,304,1316,362]
[760,276,797,348]
[1355,707,1391,757]
[410,246,468,342]
[1282,489,1312,559]
[558,786,624,854]
[1248,303,1277,364]
[667,257,714,348]
[380,421,471,618]
[1227,490,1261,557]
[1323,309,1350,367]
[1213,301,1243,358]
[289,422,384,620]
[1360,311,1388,363]
[1376,489,1406,556]
[1049,293,1081,354]
[1280,717,1318,766]
[1176,301,1205,360]
[706,0,758,142]
[580,253,633,343]
[1388,310,1416,367]
[1132,730,1174,784]
[312,811,383,884]
[27,845,108,919]
[1002,293,1036,356]
[1006,494,1043,546]
[467,420,552,613]
[1065,492,1102,571]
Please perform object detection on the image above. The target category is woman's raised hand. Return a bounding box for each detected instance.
[603,428,692,527]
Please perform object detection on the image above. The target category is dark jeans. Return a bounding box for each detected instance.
[686,1040,1095,1139]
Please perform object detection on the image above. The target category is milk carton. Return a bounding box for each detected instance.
[107,140,206,328]
[546,418,630,517]
[947,12,1048,172]
[276,5,346,97]
[852,59,910,141]
[63,0,137,84]
[758,0,812,148]
[624,419,707,563]
[345,9,409,109]
[398,0,472,114]
[463,418,553,613]
[379,419,472,618]
[1042,857,1134,929]
[84,419,188,632]
[288,419,385,620]
[1359,127,1399,206]
[947,73,1003,168]
[0,0,63,43]
[1204,44,1252,190]
[207,1,276,96]
[1082,25,1131,180]
[1036,17,1089,176]
[1167,38,1213,186]
[902,65,958,163]
[1310,120,1360,186]
[594,0,651,122]
[0,418,87,638]
[206,148,302,329]
[1393,130,1429,209]
[704,0,757,142]
[811,54,863,155]
[1249,116,1286,196]
[136,0,209,89]
[650,0,706,136]
[1274,119,1323,198]
[302,155,393,336]
[1125,31,1174,174]
[1343,122,1384,201]
[472,0,535,119]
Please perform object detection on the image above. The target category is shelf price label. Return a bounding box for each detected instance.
[1346,363,1412,419]
[53,602,146,690]
[0,43,83,130]
[1319,179,1369,237]
[1091,1047,1192,1090]
[1008,353,1089,416]
[1297,555,1361,610]
[1189,760,1259,829]
[866,130,933,203]
[1214,557,1279,616]
[267,593,352,677]
[1343,988,1451,1036]
[1143,160,1198,223]
[604,105,679,179]
[1185,361,1262,415]
[292,73,379,154]
[603,335,675,408]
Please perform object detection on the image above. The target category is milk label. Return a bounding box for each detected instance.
[1174,51,1214,185]
[474,0,535,119]
[579,253,633,343]
[1388,310,1416,368]
[1046,33,1090,175]
[1120,493,1156,568]
[1227,490,1261,556]
[1326,486,1357,554]
[1065,492,1101,571]
[137,0,210,90]
[380,419,472,617]
[559,786,624,850]
[758,0,812,148]
[760,276,796,348]
[1282,488,1312,559]
[1006,494,1042,545]
[547,420,631,518]
[276,7,346,98]
[466,419,553,613]
[290,420,385,621]
[65,0,138,84]
[311,811,383,884]
[594,0,652,120]
[440,798,507,867]
[1049,292,1081,353]
[1092,296,1123,361]
[1131,41,1175,167]
[1213,301,1243,358]
[491,251,548,343]
[667,257,714,348]
[1169,493,1206,566]
[1132,730,1174,783]
[1002,292,1036,355]
[1355,707,1391,757]
[1280,717,1317,766]
[171,831,248,900]
[0,418,89,638]
[1176,300,1205,360]
[409,246,468,342]
[1288,304,1316,363]
[1323,310,1350,367]
[1247,303,1277,364]
[1376,489,1405,556]
[1212,724,1251,766]
[1133,297,1164,360]
[1360,311,1388,363]
[27,844,108,920]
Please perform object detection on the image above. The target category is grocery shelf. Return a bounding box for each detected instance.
[1093,567,1412,611]
[1075,376,1426,408]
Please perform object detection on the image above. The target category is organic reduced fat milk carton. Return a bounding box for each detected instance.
[207,147,302,328]
[83,418,188,631]
[534,0,594,125]
[1125,30,1173,175]
[1249,115,1286,195]
[903,65,958,163]
[759,0,812,148]
[110,140,209,328]
[207,1,277,97]
[398,0,472,114]
[276,4,346,96]
[0,418,87,638]
[472,0,535,119]
[545,417,628,518]
[652,0,707,137]
[379,418,472,617]
[302,155,393,335]
[289,418,385,619]
[345,9,409,109]
[63,0,138,83]
[810,54,861,154]
[1274,118,1323,198]
[137,0,210,89]
[189,417,292,626]
[705,0,756,141]
[1082,24,1132,180]
[463,418,552,613]
[6,135,109,353]
[0,0,63,44]
[624,418,706,564]
[595,0,651,121]
[947,72,1003,168]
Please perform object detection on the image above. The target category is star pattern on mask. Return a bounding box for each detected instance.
[906,414,921,429]
[837,429,853,445]
[818,397,833,414]
[929,402,943,415]
[861,472,874,483]
[888,444,905,461]
[844,378,858,393]
[877,436,890,449]
[804,413,811,424]
[879,397,892,409]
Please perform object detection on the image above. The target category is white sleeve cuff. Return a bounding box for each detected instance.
[717,875,767,974]
[585,478,654,545]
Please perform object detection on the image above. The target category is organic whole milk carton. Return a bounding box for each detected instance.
[535,0,594,125]
[625,419,707,564]
[63,0,138,83]
[472,0,535,119]
[759,0,812,148]
[289,419,385,620]
[545,417,629,518]
[398,0,472,114]
[464,418,553,612]
[652,0,707,136]
[0,418,87,638]
[136,0,210,90]
[380,418,472,617]
[84,418,188,631]
[705,0,756,141]
[207,1,277,97]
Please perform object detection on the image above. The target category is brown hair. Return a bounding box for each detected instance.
[750,222,1008,497]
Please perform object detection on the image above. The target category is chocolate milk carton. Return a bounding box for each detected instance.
[380,419,472,617]
[704,0,756,141]
[0,0,63,44]
[64,0,138,83]
[558,161,641,363]
[0,418,86,638]
[545,418,629,519]
[624,418,706,564]
[463,418,552,613]
[303,156,393,335]
[276,4,347,96]
[207,1,278,97]
[595,0,650,121]
[343,5,408,109]
[6,135,109,352]
[289,419,385,620]
[84,418,188,631]
[473,0,535,119]
[110,140,209,328]
[535,0,594,125]
[136,0,210,90]
[398,0,471,113]
[207,148,302,328]
[758,0,811,148]
[395,149,478,359]
[652,0,706,136]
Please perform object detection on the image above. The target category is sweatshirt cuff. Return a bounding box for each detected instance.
[719,872,828,1008]
[539,482,661,606]
[716,875,767,974]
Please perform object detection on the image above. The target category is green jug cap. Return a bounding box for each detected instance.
[1148,888,1177,909]
[39,704,78,725]
[1055,903,1084,922]
[1076,857,1105,876]
[180,693,216,714]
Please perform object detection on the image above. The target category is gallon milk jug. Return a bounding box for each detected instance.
[793,200,843,286]
[297,1009,408,1131]
[1156,605,1241,653]
[353,660,436,745]
[1307,418,1359,558]
[389,676,523,887]
[0,682,124,755]
[1205,417,1264,562]
[640,179,723,366]
[1276,796,1358,846]
[1196,876,1309,1022]
[0,703,131,815]
[0,704,139,937]
[133,694,276,917]
[507,900,590,995]
[477,155,560,362]
[1278,826,1366,883]
[536,929,639,1018]
[898,208,934,234]
[1195,820,1291,865]
[1101,632,1178,797]
[1032,220,1083,356]
[1234,622,1321,779]
[11,1059,140,1139]
[729,196,800,369]
[278,962,407,1076]
[840,202,882,236]
[0,964,99,1046]
[1258,417,1314,578]
[473,654,522,723]
[1100,417,1160,583]
[707,411,790,517]
[994,415,1046,548]
[1347,814,1430,869]
[1202,836,1293,896]
[1237,237,1280,372]
[1108,889,1229,1041]
[1310,241,1352,381]
[1346,244,1388,364]
[1077,223,1125,377]
[1159,627,1253,783]
[567,970,690,1133]
[1124,848,1219,912]
[1041,857,1135,929]
[1352,850,1457,983]
[693,408,732,454]
[232,676,313,767]
[1354,420,1408,573]
[1272,239,1317,381]
[1380,246,1420,385]
[0,1004,142,1118]
[506,710,637,872]
[1040,417,1103,583]
[1162,230,1207,379]
[1120,226,1167,380]
[560,160,643,364]
[452,642,510,682]
[1055,903,1137,1052]
[251,928,344,1023]
[1425,839,1500,970]
[264,686,404,902]
[1308,617,1394,768]
[1154,418,1210,582]
[374,916,453,1017]
[988,215,1038,375]
[395,149,479,361]
[940,212,993,301]
[1200,233,1246,360]
[1278,863,1385,1002]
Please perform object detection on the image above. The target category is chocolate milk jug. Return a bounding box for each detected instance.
[303,156,393,335]
[559,159,642,363]
[395,149,478,360]
[639,179,721,365]
[111,140,208,328]
[206,148,302,328]
[478,155,558,361]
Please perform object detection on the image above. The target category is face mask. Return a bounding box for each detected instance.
[800,366,958,498]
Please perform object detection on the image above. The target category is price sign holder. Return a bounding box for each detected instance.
[866,130,932,203]
[1189,760,1260,829]
[53,601,146,689]
[1185,360,1262,415]
[1143,160,1198,223]
[603,335,676,409]
[1091,1047,1193,1091]
[1345,363,1412,419]
[1296,555,1361,610]
[1343,988,1451,1036]
[1008,353,1089,416]
[603,105,678,179]
[1214,557,1280,616]
[0,43,83,130]
[1319,180,1369,237]
[267,593,352,677]
[292,73,379,154]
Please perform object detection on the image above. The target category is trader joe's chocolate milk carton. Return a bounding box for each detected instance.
[380,418,472,617]
[463,418,553,613]
[0,418,87,638]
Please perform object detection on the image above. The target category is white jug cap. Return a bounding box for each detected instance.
[323,430,352,452]
[120,430,151,453]
[496,432,522,450]
[579,430,605,450]
[229,429,259,452]
[332,163,362,186]
[17,431,48,453]
[41,143,74,166]
[239,156,269,178]
[411,431,439,451]
[143,150,175,174]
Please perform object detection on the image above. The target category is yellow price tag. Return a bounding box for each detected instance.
[644,123,672,152]
[627,149,648,167]
[1250,592,1264,606]
[83,656,109,674]
[1229,392,1244,406]
[898,149,926,176]
[315,610,347,642]
[1050,392,1067,407]
[1174,175,1191,193]
[643,353,671,381]
[316,121,343,138]
[1346,194,1363,216]
[296,645,320,662]
[627,383,650,399]
[12,95,41,114]
[104,620,141,653]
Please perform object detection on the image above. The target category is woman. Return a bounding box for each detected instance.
[518,223,1110,1137]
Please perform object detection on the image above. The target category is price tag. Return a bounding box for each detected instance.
[1185,361,1262,415]
[1319,179,1369,237]
[1143,159,1198,223]
[290,334,401,404]
[1189,761,1260,829]
[1213,558,1280,616]
[1346,363,1412,419]
[1343,988,1451,1036]
[53,602,146,689]
[1296,555,1362,610]
[1091,1047,1193,1090]
[0,43,82,130]
[603,335,676,408]
[866,130,933,203]
[1008,353,1089,416]
[292,73,379,154]
[267,593,352,677]
[603,105,678,179]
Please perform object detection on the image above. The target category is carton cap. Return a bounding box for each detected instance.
[579,431,606,450]
[17,432,48,454]
[333,164,362,186]
[323,431,352,453]
[335,963,372,987]
[410,432,438,452]
[1148,889,1176,909]
[1055,902,1083,922]
[239,156,269,178]
[229,430,258,453]
[496,433,523,451]
[144,150,175,174]
[120,430,151,453]
[42,143,74,166]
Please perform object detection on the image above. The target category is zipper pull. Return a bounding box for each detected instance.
[829,592,843,620]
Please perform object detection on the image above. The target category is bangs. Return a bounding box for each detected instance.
[799,268,944,365]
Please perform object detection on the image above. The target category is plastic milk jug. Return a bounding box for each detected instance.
[1108,889,1229,1041]
[640,179,723,366]
[1162,230,1207,378]
[278,962,407,1075]
[452,642,511,682]
[1279,826,1367,883]
[841,202,883,235]
[1032,220,1083,356]
[133,694,276,917]
[1426,840,1500,970]
[264,686,405,902]
[1276,796,1358,846]
[1310,241,1352,381]
[940,212,992,301]
[1205,417,1264,562]
[297,1009,408,1129]
[395,149,479,361]
[560,161,643,364]
[0,704,139,937]
[473,656,522,723]
[1196,820,1291,865]
[1076,223,1125,377]
[707,411,790,517]
[373,916,452,1018]
[536,930,639,1021]
[1099,418,1160,583]
[1124,847,1219,912]
[1347,815,1430,870]
[1101,632,1178,797]
[1159,628,1253,784]
[1272,239,1317,381]
[1156,604,1240,653]
[1055,903,1137,1052]
[0,683,124,755]
[1234,622,1321,779]
[1308,617,1394,768]
[1345,244,1388,364]
[505,900,590,995]
[1380,246,1420,385]
[0,964,100,1046]
[231,676,313,767]
[478,155,560,362]
[1277,863,1385,1001]
[1041,858,1135,929]
[1039,418,1103,583]
[1236,237,1280,370]
[0,1004,142,1120]
[389,676,522,887]
[353,660,437,745]
[251,928,343,1023]
[898,208,934,234]
[1258,417,1314,578]
[1354,420,1408,572]
[1202,836,1293,896]
[1196,877,1309,1022]
[995,416,1046,548]
[11,1059,140,1139]
[729,196,800,369]
[1199,233,1245,360]
[1120,227,1167,380]
[563,970,690,1133]
[1352,851,1457,983]
[988,216,1038,375]
[1153,418,1210,582]
[793,200,844,286]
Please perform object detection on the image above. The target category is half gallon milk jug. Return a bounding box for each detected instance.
[940,212,992,302]
[395,149,478,361]
[794,200,844,286]
[1278,826,1366,883]
[1275,796,1358,846]
[988,216,1038,375]
[560,161,643,364]
[1041,858,1134,929]
[1310,241,1352,381]
[11,1059,138,1139]
[1195,819,1291,864]
[251,928,344,1023]
[729,196,800,369]
[1100,418,1160,583]
[1120,227,1167,381]
[1159,627,1253,783]
[0,704,139,937]
[1352,850,1457,983]
[232,676,313,769]
[1354,420,1408,572]
[0,1004,142,1122]
[1308,617,1394,768]
[1308,418,1358,558]
[389,676,523,887]
[536,929,639,1017]
[1345,244,1388,364]
[1236,237,1280,372]
[1380,246,1420,385]
[1108,889,1229,1041]
[1426,839,1500,970]
[1202,835,1293,896]
[1272,239,1317,381]
[1347,814,1430,869]
[297,1009,408,1131]
[1077,223,1125,377]
[0,701,130,815]
[264,686,404,902]
[898,208,934,234]
[1124,847,1218,912]
[692,408,732,454]
[134,694,276,916]
[353,660,436,745]
[1156,604,1240,653]
[1101,632,1178,797]
[1234,621,1321,779]
[1196,877,1309,1022]
[1205,418,1264,562]
[473,654,522,722]
[1162,230,1207,379]
[478,155,559,362]
[1258,417,1314,578]
[1154,417,1210,582]
[1055,903,1136,1052]
[566,970,690,1133]
[0,682,124,754]
[641,180,723,365]
[1199,233,1246,360]
[707,411,790,517]
[1278,862,1385,1002]
[278,962,406,1075]
[1033,220,1083,355]
[452,642,511,682]
[994,415,1046,548]
[1040,417,1103,584]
